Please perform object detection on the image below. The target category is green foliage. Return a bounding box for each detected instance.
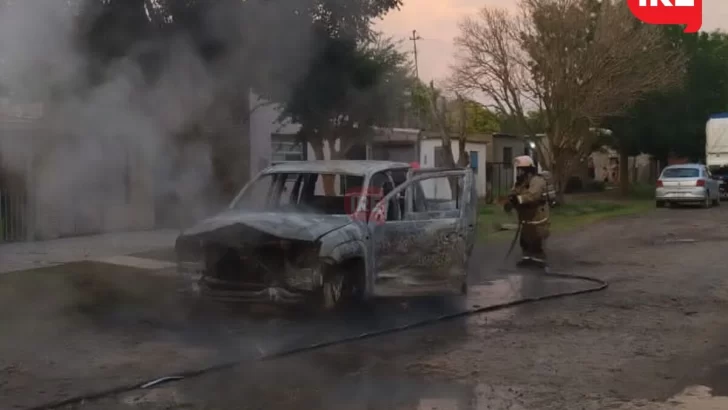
[280,32,415,147]
[460,100,500,134]
[606,28,728,160]
[73,0,403,88]
[498,111,545,136]
[477,197,651,242]
[407,81,500,133]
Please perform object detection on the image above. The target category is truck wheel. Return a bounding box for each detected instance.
[317,267,362,312]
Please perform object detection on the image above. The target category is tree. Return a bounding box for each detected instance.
[282,33,414,159]
[282,33,415,193]
[451,0,686,199]
[606,27,728,193]
[69,0,403,198]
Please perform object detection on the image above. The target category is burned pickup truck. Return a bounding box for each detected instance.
[175,160,477,311]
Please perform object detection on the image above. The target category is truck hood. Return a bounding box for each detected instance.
[179,210,354,243]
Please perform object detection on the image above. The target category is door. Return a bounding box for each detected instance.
[367,169,474,297]
[705,167,720,199]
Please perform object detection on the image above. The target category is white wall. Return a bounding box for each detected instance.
[418,139,487,198]
[29,135,155,240]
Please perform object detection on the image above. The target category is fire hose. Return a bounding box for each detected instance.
[29,234,608,409]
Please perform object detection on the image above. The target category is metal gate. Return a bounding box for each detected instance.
[0,188,28,243]
[485,161,515,203]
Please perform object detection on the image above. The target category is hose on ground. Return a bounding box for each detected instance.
[28,271,607,410]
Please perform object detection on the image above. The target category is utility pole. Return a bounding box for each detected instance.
[408,30,424,130]
[409,29,422,79]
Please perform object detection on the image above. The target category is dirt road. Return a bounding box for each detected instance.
[3,205,728,409]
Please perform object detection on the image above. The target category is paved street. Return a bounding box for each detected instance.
[0,229,180,274]
[2,207,728,409]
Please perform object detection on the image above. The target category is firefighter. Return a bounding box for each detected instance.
[504,155,551,267]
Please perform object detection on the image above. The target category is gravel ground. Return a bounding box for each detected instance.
[4,205,728,409]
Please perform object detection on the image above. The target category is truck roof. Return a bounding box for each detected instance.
[262,160,411,175]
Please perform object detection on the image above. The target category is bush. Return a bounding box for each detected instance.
[564,176,583,193]
[628,183,655,199]
[583,180,606,192]
[564,176,605,194]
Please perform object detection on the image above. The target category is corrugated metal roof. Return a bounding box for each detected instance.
[420,131,491,143]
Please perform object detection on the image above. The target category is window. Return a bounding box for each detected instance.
[469,151,479,175]
[434,146,445,167]
[661,168,699,178]
[232,172,364,215]
[502,147,513,169]
[370,171,400,221]
[271,135,305,162]
[390,169,408,187]
[410,174,464,213]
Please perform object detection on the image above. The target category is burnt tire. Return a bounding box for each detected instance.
[319,271,346,311]
[317,268,364,312]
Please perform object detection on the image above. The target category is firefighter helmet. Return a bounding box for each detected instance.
[513,155,535,168]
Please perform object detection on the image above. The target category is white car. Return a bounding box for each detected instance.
[655,164,721,208]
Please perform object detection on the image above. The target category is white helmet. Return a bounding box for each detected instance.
[513,155,535,168]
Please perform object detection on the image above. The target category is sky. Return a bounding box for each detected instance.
[374,0,728,84]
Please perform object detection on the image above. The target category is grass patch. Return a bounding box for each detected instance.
[477,197,652,242]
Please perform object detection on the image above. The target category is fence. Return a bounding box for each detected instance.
[0,188,28,243]
[485,162,515,203]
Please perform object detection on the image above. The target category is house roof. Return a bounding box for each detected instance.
[262,160,411,175]
[420,131,491,143]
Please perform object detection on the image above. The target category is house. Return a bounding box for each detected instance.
[248,93,544,201]
[420,132,531,201]
[531,132,659,187]
[589,148,659,185]
[0,100,156,242]
[417,132,487,198]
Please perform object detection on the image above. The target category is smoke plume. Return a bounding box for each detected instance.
[0,0,314,238]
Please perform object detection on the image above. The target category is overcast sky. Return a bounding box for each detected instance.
[374,0,728,84]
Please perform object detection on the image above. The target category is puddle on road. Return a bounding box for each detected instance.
[615,386,728,409]
[1,263,595,410]
[120,374,478,410]
[666,386,728,409]
[117,383,728,410]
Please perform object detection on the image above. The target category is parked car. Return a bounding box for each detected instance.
[175,160,477,311]
[655,163,721,208]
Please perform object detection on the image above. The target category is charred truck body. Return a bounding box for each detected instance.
[175,160,477,311]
